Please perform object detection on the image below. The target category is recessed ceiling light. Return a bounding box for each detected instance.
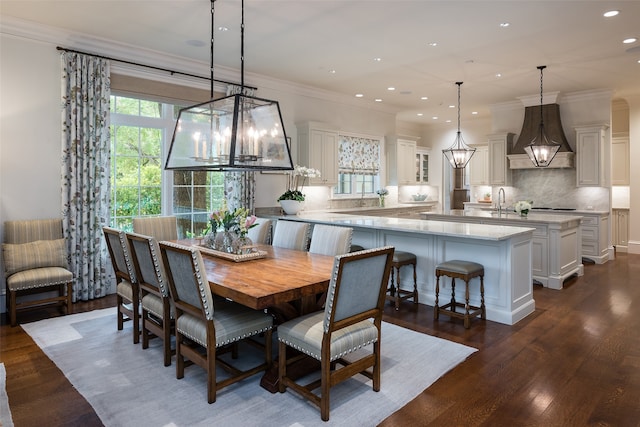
[432,116,438,120]
[495,73,502,78]
[375,98,383,102]
[445,119,452,123]
[421,96,428,100]
[218,26,228,32]
[328,69,336,74]
[623,38,638,44]
[428,42,438,47]
[400,90,412,95]
[387,87,395,91]
[603,10,619,18]
[373,57,382,62]
[499,22,510,28]
[448,105,455,108]
[417,113,424,116]
[355,93,364,98]
[472,111,478,115]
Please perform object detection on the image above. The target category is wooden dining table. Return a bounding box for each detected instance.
[180,240,335,392]
[192,242,335,315]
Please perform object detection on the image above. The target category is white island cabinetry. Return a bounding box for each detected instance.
[421,210,583,290]
[280,212,536,326]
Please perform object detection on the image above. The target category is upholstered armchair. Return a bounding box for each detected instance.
[126,231,174,366]
[308,224,353,256]
[246,218,272,244]
[132,216,178,241]
[159,241,274,403]
[271,221,310,251]
[103,226,139,344]
[278,246,395,421]
[2,219,73,326]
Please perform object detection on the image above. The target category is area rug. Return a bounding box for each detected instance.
[0,363,14,427]
[22,308,476,426]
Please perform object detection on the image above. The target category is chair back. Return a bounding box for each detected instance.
[272,221,310,251]
[308,224,353,256]
[102,227,136,284]
[132,216,178,241]
[247,218,272,244]
[4,218,63,244]
[323,246,394,333]
[159,242,215,320]
[126,232,169,298]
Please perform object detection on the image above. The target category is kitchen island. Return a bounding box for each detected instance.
[421,209,584,290]
[280,212,536,325]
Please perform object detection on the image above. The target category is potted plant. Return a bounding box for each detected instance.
[277,165,320,214]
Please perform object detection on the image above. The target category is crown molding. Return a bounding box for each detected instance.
[1,15,399,116]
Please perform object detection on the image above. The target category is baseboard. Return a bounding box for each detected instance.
[628,240,640,255]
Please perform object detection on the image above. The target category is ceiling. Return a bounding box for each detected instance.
[2,0,639,125]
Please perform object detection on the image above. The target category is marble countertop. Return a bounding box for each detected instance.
[285,212,534,241]
[422,209,584,224]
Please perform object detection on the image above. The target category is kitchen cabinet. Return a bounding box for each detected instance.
[415,148,430,184]
[386,137,416,185]
[536,210,611,264]
[611,137,630,186]
[296,122,338,186]
[468,145,488,185]
[612,209,629,252]
[575,124,609,187]
[488,133,513,186]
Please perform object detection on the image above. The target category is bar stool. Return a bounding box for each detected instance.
[434,260,485,329]
[386,251,418,310]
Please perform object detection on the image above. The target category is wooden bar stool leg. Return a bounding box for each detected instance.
[434,274,440,320]
[394,266,401,310]
[450,278,456,313]
[464,279,471,329]
[480,275,486,319]
[412,262,418,304]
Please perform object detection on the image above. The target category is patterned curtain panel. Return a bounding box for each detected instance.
[61,52,111,301]
[224,171,255,213]
[338,135,382,175]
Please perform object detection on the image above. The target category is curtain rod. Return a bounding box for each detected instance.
[56,46,257,91]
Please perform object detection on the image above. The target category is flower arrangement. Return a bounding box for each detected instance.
[209,201,257,235]
[376,188,389,207]
[514,200,532,216]
[277,165,321,202]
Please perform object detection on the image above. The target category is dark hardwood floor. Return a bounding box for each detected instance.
[2,253,639,426]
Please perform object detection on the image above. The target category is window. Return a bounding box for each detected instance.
[109,95,224,236]
[334,174,377,196]
[334,134,381,197]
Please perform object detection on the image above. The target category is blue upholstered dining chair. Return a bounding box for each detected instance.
[2,218,74,327]
[271,220,311,251]
[277,246,395,421]
[132,216,178,241]
[102,226,140,344]
[126,231,174,366]
[308,224,353,256]
[247,217,272,244]
[158,241,274,403]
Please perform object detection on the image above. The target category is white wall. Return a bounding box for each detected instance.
[626,95,640,254]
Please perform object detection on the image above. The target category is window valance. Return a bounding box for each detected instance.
[338,135,381,175]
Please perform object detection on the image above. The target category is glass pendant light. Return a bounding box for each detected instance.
[165,0,294,172]
[442,82,476,169]
[523,65,561,167]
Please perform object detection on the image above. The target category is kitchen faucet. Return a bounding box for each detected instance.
[498,187,506,215]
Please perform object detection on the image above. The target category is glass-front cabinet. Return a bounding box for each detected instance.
[415,148,430,184]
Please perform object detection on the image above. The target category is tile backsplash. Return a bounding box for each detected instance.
[495,168,610,211]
